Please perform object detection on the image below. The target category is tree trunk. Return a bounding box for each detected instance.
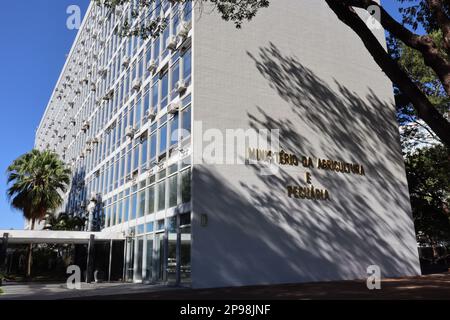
[26,219,35,279]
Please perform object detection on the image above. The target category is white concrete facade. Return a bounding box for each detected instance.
[190,0,421,288]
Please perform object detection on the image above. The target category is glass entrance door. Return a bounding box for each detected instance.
[153,231,165,282]
[167,216,178,285]
[124,238,134,282]
[134,236,144,282]
[143,235,153,283]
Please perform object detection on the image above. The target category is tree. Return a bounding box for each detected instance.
[324,0,450,147]
[388,31,449,152]
[6,150,71,278]
[44,213,86,231]
[405,145,450,259]
[95,0,450,146]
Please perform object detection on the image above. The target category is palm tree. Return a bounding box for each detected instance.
[44,212,86,231]
[6,149,71,278]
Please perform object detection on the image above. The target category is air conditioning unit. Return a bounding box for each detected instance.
[98,67,108,77]
[125,174,132,182]
[166,36,178,51]
[132,78,142,91]
[82,120,90,131]
[177,21,191,38]
[74,89,81,95]
[147,59,157,72]
[90,84,96,92]
[89,192,98,202]
[168,101,181,114]
[145,109,157,122]
[175,80,187,94]
[91,137,99,145]
[125,126,136,138]
[103,88,114,100]
[122,56,130,67]
[68,102,75,108]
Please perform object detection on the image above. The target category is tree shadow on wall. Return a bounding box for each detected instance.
[192,43,420,288]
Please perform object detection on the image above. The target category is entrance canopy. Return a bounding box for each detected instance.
[0,230,124,244]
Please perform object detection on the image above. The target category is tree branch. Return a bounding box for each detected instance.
[340,0,450,98]
[325,0,450,146]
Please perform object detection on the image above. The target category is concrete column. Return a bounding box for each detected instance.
[86,234,95,283]
[0,233,9,271]
[108,239,113,282]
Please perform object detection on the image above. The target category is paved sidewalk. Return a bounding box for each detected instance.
[0,282,182,300]
[86,273,450,300]
[1,273,449,300]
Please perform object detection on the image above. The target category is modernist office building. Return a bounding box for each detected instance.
[35,0,421,288]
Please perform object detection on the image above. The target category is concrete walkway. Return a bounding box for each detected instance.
[78,273,450,300]
[0,282,184,300]
[1,273,450,300]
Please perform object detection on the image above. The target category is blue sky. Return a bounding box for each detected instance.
[0,1,405,230]
[0,0,90,229]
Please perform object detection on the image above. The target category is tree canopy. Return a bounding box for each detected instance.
[6,149,71,229]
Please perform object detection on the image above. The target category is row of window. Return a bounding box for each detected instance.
[103,164,191,228]
[66,97,191,213]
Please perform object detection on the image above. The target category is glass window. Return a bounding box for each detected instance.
[138,189,145,218]
[141,136,148,169]
[150,133,157,161]
[135,99,142,129]
[137,224,145,235]
[159,124,167,155]
[181,169,191,203]
[130,192,137,220]
[161,71,169,109]
[123,196,130,222]
[157,180,166,211]
[181,106,191,140]
[168,174,178,208]
[182,49,191,85]
[146,222,154,233]
[151,79,159,112]
[157,219,165,230]
[170,61,180,100]
[147,185,155,214]
[169,113,179,147]
[133,144,139,172]
[117,199,123,224]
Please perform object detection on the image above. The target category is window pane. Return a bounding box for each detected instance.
[150,134,157,160]
[168,174,178,208]
[138,189,145,218]
[147,185,155,214]
[157,181,166,211]
[130,192,137,220]
[170,113,179,147]
[181,107,191,140]
[181,170,191,203]
[141,137,148,169]
[123,196,130,222]
[159,124,167,155]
